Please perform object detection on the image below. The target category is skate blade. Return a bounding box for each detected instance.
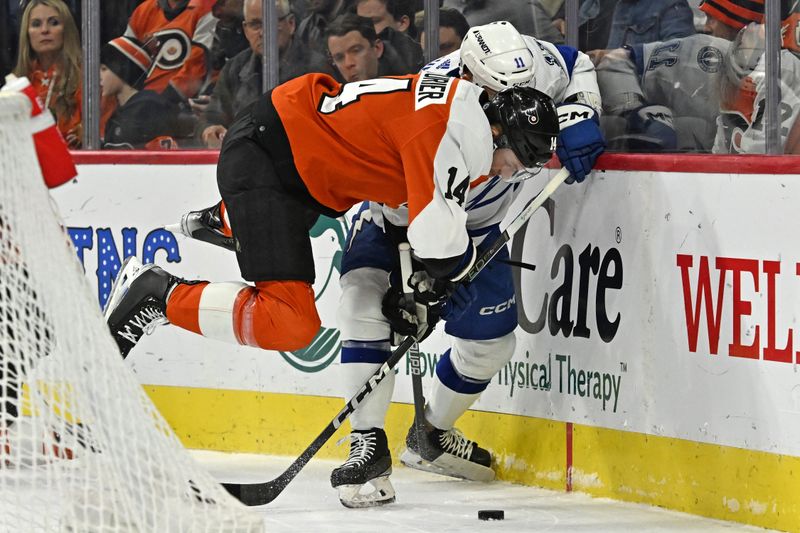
[102,257,156,320]
[337,475,396,508]
[163,222,187,237]
[399,449,495,482]
[165,214,235,251]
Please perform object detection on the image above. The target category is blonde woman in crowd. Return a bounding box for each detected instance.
[13,0,82,147]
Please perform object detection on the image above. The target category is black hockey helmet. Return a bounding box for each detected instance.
[483,87,559,168]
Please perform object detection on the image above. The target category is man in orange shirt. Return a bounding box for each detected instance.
[103,72,559,361]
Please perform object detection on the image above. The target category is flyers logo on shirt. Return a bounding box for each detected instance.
[415,72,454,110]
[150,29,192,71]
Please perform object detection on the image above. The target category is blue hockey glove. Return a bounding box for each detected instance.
[556,103,606,183]
[613,105,678,152]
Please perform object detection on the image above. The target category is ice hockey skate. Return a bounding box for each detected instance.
[330,428,395,508]
[165,202,235,251]
[103,256,177,359]
[400,416,495,482]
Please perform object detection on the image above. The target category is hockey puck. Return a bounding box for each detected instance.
[478,509,504,521]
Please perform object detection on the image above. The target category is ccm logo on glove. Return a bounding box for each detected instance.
[555,103,606,184]
[558,103,596,129]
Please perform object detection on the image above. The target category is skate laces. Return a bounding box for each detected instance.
[438,428,474,459]
[139,305,167,336]
[338,432,377,468]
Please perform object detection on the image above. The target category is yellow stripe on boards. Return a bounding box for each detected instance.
[144,385,798,531]
[572,425,800,532]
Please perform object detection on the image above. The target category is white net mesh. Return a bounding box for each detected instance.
[0,92,263,532]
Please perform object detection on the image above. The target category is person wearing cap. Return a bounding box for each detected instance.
[700,0,764,39]
[100,36,182,150]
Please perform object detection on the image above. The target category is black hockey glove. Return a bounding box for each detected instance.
[409,271,476,323]
[381,284,439,344]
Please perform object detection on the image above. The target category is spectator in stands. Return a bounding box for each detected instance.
[587,0,696,65]
[714,4,800,154]
[200,0,332,148]
[326,13,414,81]
[124,0,217,105]
[100,36,182,149]
[102,0,145,43]
[12,0,82,147]
[208,0,249,73]
[700,0,763,39]
[442,0,563,43]
[355,0,414,36]
[593,0,764,152]
[416,7,468,57]
[551,0,618,50]
[1,0,20,78]
[355,0,422,71]
[297,0,350,54]
[603,0,695,49]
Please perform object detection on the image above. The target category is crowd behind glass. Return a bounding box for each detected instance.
[1,0,797,154]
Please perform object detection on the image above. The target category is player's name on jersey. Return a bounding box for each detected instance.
[416,72,453,102]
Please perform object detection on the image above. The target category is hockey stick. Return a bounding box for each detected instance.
[222,166,570,506]
[398,243,428,452]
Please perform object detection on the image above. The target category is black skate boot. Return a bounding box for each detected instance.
[400,416,494,481]
[330,428,395,508]
[165,202,235,251]
[103,256,178,359]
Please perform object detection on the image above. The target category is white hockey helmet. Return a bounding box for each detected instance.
[459,21,535,93]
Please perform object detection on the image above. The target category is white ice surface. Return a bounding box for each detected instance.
[192,451,773,533]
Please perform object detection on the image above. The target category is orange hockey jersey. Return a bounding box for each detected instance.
[271,72,493,267]
[125,0,216,99]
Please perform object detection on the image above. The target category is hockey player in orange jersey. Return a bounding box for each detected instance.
[102,71,560,360]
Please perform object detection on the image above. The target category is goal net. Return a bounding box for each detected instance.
[0,92,262,532]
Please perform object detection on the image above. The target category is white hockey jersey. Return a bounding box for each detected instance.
[416,36,600,235]
[596,33,730,152]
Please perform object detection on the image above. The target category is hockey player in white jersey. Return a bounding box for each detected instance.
[424,21,605,183]
[329,21,605,508]
[161,21,604,508]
